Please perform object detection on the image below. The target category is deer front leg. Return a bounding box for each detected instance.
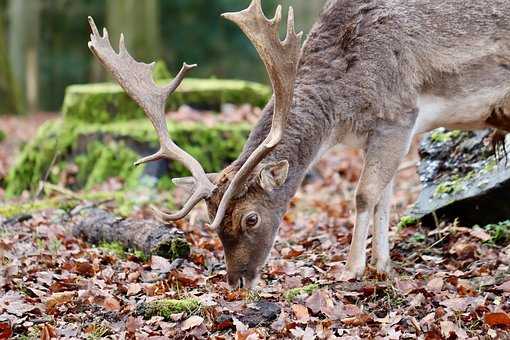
[345,123,413,280]
[371,178,394,276]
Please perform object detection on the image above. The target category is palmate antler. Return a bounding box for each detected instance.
[210,0,303,229]
[87,17,216,221]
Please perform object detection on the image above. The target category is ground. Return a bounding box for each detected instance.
[0,113,509,339]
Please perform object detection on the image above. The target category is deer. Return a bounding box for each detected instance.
[88,0,510,289]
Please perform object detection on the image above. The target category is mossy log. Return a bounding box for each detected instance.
[72,208,190,259]
[136,298,202,320]
[62,79,271,123]
[5,119,250,196]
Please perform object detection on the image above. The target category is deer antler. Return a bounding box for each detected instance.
[210,0,303,229]
[87,17,216,221]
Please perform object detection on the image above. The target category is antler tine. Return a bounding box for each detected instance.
[211,1,303,229]
[87,17,216,221]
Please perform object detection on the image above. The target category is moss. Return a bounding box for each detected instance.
[153,60,172,80]
[433,172,475,198]
[0,129,5,142]
[62,78,271,123]
[0,191,135,218]
[6,119,250,197]
[430,129,463,143]
[482,220,510,246]
[98,241,126,258]
[167,238,191,259]
[138,298,201,320]
[283,283,319,302]
[397,215,418,230]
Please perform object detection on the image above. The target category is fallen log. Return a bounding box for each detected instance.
[71,208,190,259]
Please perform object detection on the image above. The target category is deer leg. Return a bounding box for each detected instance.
[371,178,394,275]
[345,124,413,280]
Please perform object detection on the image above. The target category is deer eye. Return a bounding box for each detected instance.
[242,212,260,229]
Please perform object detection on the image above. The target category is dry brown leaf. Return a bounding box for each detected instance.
[102,297,121,312]
[495,280,510,292]
[181,315,204,331]
[484,312,510,328]
[127,283,142,296]
[292,304,310,322]
[151,256,172,273]
[46,291,76,312]
[39,324,57,340]
[0,322,13,339]
[426,277,444,293]
[341,313,373,327]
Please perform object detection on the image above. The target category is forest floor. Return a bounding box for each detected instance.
[0,112,509,339]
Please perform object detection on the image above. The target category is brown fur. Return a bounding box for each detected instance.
[207,0,510,287]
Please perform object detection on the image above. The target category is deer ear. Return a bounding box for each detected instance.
[258,160,289,192]
[173,173,219,193]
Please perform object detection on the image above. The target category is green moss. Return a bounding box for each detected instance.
[397,215,418,230]
[5,119,250,197]
[62,78,271,123]
[138,298,201,320]
[284,284,319,302]
[430,129,463,143]
[433,172,475,198]
[0,129,5,142]
[98,241,126,258]
[0,191,136,218]
[482,220,510,246]
[153,60,172,80]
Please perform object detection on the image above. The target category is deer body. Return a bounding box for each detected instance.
[89,0,510,289]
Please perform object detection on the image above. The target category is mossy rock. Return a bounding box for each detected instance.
[62,78,271,123]
[5,118,250,197]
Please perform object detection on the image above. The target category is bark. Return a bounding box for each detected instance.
[8,0,40,114]
[106,0,161,62]
[0,3,22,114]
[72,208,190,259]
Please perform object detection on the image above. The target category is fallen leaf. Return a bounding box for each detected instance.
[495,281,510,292]
[181,315,204,331]
[484,312,510,328]
[440,297,483,312]
[40,324,57,340]
[341,313,373,327]
[151,256,172,273]
[102,297,121,312]
[426,277,444,293]
[74,262,95,277]
[0,322,12,339]
[127,283,142,296]
[46,291,76,313]
[292,304,310,322]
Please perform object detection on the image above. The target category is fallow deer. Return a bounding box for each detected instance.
[88,0,510,289]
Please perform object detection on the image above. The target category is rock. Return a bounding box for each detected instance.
[239,301,281,327]
[5,118,250,196]
[62,79,271,123]
[410,128,510,226]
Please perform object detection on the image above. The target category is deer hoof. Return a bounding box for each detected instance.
[342,261,366,281]
[375,260,392,279]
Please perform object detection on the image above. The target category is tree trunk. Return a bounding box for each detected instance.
[106,0,161,62]
[71,208,191,259]
[8,0,40,115]
[0,7,22,114]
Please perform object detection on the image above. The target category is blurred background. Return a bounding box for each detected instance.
[0,0,326,115]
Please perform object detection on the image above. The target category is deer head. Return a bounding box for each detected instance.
[88,0,302,289]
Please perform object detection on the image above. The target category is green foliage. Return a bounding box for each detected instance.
[397,215,418,230]
[284,283,319,302]
[153,60,172,80]
[138,298,202,320]
[483,220,510,246]
[62,79,271,123]
[0,129,5,142]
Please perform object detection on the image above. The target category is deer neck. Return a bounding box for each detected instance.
[235,89,335,201]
